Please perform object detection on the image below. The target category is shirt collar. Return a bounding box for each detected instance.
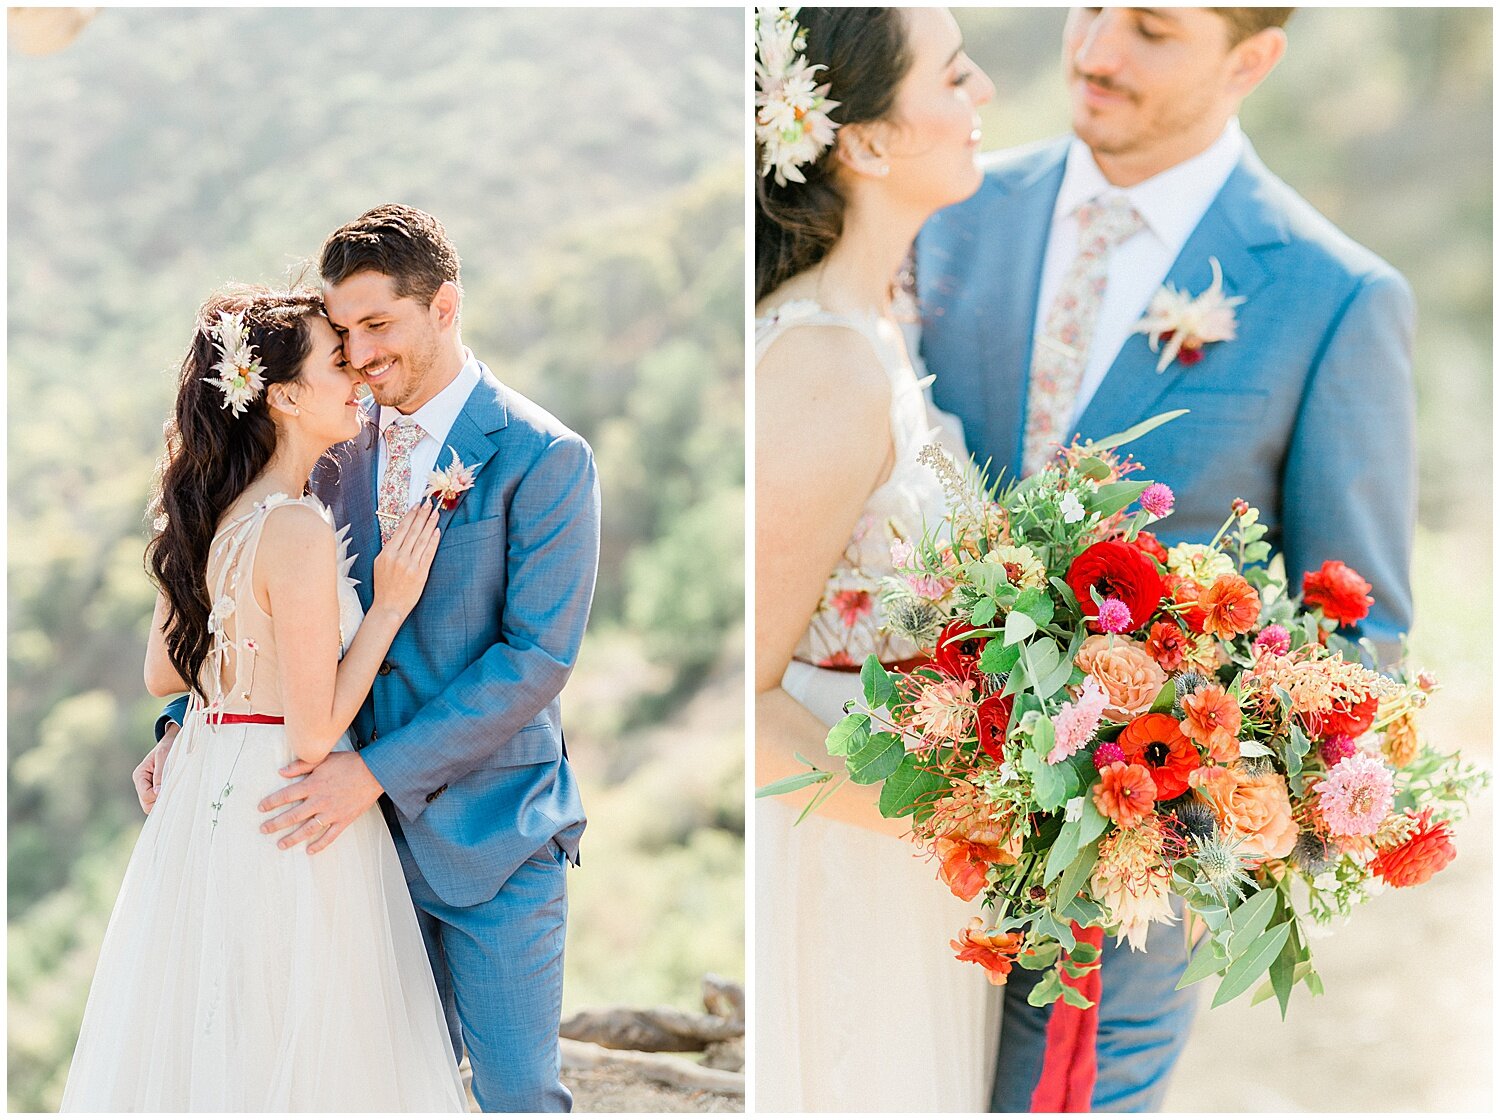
[377,348,482,446]
[1055,118,1245,254]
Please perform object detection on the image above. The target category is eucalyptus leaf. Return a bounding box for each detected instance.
[1085,409,1189,453]
[1176,937,1230,990]
[1026,970,1065,1008]
[1227,888,1279,959]
[1015,587,1055,627]
[1055,839,1100,907]
[754,770,832,798]
[1004,609,1038,645]
[1044,813,1085,884]
[1025,741,1067,812]
[971,597,998,627]
[1090,480,1151,520]
[1211,921,1293,1008]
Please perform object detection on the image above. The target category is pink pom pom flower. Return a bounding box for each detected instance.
[1319,733,1357,768]
[1253,624,1292,657]
[1139,482,1175,519]
[1096,597,1133,634]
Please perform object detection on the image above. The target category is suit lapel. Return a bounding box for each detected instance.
[343,411,381,610]
[991,149,1068,480]
[1075,145,1286,436]
[429,364,509,533]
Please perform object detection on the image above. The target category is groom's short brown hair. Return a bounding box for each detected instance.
[319,204,462,305]
[1215,8,1294,46]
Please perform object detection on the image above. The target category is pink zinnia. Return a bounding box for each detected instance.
[1253,624,1292,657]
[1049,677,1108,764]
[907,573,954,601]
[1096,597,1133,634]
[1140,483,1175,519]
[1317,754,1394,836]
[1319,733,1357,768]
[890,539,916,569]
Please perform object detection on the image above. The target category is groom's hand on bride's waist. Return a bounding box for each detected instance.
[258,752,385,855]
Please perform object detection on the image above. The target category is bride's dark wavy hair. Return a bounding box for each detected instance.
[755,7,913,303]
[146,286,324,698]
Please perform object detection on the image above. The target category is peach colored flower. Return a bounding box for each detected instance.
[910,676,976,742]
[1180,682,1242,762]
[918,784,1023,901]
[1091,814,1175,950]
[1381,711,1419,769]
[951,918,1025,985]
[1093,761,1158,828]
[1198,572,1262,640]
[1190,764,1298,860]
[1076,635,1168,721]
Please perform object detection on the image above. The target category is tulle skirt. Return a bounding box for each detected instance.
[754,662,1003,1112]
[60,712,467,1112]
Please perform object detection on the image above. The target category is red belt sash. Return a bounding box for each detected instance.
[205,712,285,725]
[1031,921,1104,1112]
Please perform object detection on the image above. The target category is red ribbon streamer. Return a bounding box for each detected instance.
[1029,922,1104,1112]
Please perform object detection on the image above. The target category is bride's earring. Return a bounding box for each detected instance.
[878,165,890,177]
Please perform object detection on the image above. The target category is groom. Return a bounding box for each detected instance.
[143,205,600,1112]
[917,7,1415,1112]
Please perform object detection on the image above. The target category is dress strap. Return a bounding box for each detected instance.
[201,493,323,718]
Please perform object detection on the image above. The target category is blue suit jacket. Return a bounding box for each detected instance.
[915,137,1416,651]
[308,362,599,908]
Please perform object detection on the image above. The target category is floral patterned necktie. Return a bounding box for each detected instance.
[378,418,425,545]
[1022,196,1144,476]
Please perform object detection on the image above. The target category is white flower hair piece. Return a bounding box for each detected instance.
[204,310,267,416]
[755,7,841,187]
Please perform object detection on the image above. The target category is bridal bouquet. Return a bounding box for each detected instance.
[764,412,1485,1016]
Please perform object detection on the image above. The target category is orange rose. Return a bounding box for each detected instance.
[1076,635,1168,721]
[1190,764,1298,860]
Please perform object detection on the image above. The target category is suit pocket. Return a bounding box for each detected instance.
[473,722,560,769]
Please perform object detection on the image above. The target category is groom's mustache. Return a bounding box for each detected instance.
[1072,68,1139,101]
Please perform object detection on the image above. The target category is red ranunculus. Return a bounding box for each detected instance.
[1301,560,1373,628]
[931,620,985,680]
[1065,540,1166,634]
[977,692,1015,763]
[1305,692,1378,740]
[1132,530,1170,566]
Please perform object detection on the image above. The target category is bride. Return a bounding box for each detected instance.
[754,7,1003,1111]
[61,287,466,1110]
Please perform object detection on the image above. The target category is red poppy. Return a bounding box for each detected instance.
[1116,713,1199,800]
[977,692,1015,763]
[931,619,985,681]
[1065,540,1166,634]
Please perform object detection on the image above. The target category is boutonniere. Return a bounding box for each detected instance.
[1134,257,1246,373]
[424,447,478,509]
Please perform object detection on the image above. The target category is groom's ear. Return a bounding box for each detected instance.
[428,281,460,331]
[832,122,890,181]
[1224,27,1287,99]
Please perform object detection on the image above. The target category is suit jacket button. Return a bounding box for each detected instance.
[378,661,392,676]
[370,730,378,742]
[425,784,447,804]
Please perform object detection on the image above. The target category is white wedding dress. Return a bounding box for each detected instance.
[61,494,467,1112]
[754,301,1003,1112]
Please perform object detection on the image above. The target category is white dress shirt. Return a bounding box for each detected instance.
[1034,119,1245,426]
[376,349,482,508]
